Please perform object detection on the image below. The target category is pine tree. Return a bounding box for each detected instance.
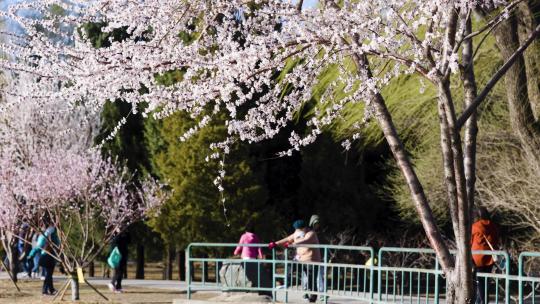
[145,112,276,249]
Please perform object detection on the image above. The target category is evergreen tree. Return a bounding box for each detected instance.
[89,23,159,278]
[145,112,277,249]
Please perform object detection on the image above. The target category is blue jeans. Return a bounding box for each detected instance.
[32,252,41,274]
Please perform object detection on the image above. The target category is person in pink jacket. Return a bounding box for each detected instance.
[234,224,263,260]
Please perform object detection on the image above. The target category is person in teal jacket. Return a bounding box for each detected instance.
[28,226,60,295]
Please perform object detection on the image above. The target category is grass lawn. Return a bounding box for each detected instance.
[0,279,185,304]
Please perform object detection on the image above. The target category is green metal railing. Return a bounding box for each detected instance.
[377,247,510,304]
[186,243,540,303]
[519,252,540,304]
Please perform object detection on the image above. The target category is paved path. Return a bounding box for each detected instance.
[0,271,366,303]
[89,277,187,291]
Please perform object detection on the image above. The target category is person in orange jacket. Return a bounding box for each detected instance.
[471,206,499,304]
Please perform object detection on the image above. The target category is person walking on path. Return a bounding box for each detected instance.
[30,231,45,279]
[108,230,131,293]
[309,215,327,296]
[270,220,321,303]
[472,207,500,304]
[28,225,60,296]
[234,224,263,260]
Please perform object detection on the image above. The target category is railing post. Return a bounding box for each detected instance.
[505,252,510,304]
[272,248,276,303]
[519,253,524,304]
[284,248,289,303]
[324,247,328,304]
[369,247,374,304]
[186,245,192,300]
[434,258,440,304]
[377,248,383,302]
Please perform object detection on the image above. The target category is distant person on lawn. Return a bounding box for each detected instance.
[472,206,500,304]
[269,220,321,303]
[234,223,263,260]
[28,224,60,296]
[108,230,131,293]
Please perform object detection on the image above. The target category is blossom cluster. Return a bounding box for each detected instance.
[0,0,511,154]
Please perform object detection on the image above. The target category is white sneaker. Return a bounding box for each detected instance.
[108,283,115,292]
[40,276,45,281]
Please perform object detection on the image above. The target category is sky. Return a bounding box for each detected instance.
[303,0,319,8]
[0,0,320,33]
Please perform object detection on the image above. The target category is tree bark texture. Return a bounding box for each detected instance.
[517,1,540,119]
[365,78,455,272]
[461,15,479,221]
[9,243,18,284]
[437,82,475,304]
[70,275,80,301]
[493,13,540,167]
[163,245,174,280]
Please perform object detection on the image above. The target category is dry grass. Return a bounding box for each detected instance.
[0,279,185,304]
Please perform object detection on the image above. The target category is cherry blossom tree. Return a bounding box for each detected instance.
[5,148,164,300]
[0,81,95,285]
[1,0,539,302]
[0,147,165,300]
[0,81,166,300]
[0,157,24,286]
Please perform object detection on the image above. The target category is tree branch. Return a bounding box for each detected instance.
[296,0,304,12]
[457,24,540,129]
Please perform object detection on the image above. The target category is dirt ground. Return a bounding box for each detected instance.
[0,279,187,304]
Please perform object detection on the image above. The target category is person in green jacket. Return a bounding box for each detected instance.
[28,226,60,296]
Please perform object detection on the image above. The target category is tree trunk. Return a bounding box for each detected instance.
[202,253,209,282]
[70,274,80,301]
[9,243,18,284]
[517,1,540,119]
[350,46,479,303]
[493,13,540,167]
[163,245,174,280]
[177,249,185,281]
[437,81,475,304]
[135,244,145,279]
[353,53,454,272]
[436,82,461,239]
[101,262,110,278]
[88,261,95,278]
[461,15,479,220]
